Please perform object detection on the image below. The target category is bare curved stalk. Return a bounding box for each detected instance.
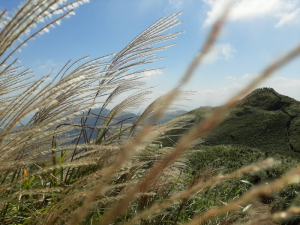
[98,5,231,225]
[68,12,185,225]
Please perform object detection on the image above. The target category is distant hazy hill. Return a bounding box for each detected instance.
[161,88,300,154]
[155,110,188,124]
[83,108,188,126]
[62,108,187,144]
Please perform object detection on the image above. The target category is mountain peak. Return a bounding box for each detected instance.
[240,87,291,111]
[161,88,300,154]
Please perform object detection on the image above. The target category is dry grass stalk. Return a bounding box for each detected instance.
[68,12,185,224]
[96,7,231,225]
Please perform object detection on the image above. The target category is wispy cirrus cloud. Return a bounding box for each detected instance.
[275,8,300,28]
[203,0,300,28]
[168,0,184,8]
[241,73,300,90]
[124,70,164,80]
[141,70,164,79]
[36,60,57,75]
[242,73,258,79]
[197,82,242,96]
[194,82,242,106]
[226,76,236,80]
[38,60,56,70]
[203,43,236,64]
[191,74,300,108]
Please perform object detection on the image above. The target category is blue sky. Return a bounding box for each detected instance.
[2,0,300,111]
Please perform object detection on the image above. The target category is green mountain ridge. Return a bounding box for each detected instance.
[163,87,300,154]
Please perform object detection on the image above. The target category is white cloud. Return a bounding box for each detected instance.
[203,0,300,27]
[124,74,135,80]
[141,70,164,80]
[219,82,242,93]
[241,74,300,90]
[203,43,236,64]
[193,82,242,106]
[226,76,236,80]
[197,82,242,96]
[242,73,258,79]
[38,60,55,70]
[268,76,300,88]
[188,73,300,109]
[275,8,300,27]
[118,70,165,81]
[197,89,216,95]
[168,0,183,8]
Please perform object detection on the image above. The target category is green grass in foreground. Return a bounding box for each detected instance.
[186,145,300,224]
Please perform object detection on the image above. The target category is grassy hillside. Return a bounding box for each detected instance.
[162,88,300,155]
[156,88,300,224]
